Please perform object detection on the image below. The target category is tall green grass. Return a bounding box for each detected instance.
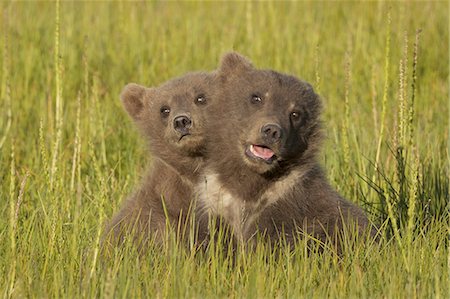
[0,1,448,298]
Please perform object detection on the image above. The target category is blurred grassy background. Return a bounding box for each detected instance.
[0,1,448,298]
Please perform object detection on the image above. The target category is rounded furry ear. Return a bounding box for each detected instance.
[218,52,253,78]
[120,83,147,120]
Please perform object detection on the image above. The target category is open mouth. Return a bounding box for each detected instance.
[245,144,276,164]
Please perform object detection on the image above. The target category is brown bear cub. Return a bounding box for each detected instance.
[105,72,214,249]
[196,53,374,252]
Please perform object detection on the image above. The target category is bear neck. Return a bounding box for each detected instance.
[154,152,203,184]
[211,139,321,204]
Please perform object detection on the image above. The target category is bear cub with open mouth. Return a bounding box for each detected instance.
[196,52,374,251]
[105,72,213,248]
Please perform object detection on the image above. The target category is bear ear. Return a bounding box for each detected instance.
[218,52,253,78]
[120,83,148,120]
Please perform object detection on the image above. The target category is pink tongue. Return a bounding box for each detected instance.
[251,145,274,160]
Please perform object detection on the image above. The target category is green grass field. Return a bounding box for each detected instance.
[0,1,448,298]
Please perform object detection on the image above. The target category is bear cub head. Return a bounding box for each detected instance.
[121,72,214,161]
[212,53,322,175]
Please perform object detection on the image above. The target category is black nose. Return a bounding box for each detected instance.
[173,115,192,133]
[261,123,282,144]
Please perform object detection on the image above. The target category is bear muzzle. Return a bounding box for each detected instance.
[173,114,192,138]
[261,123,282,145]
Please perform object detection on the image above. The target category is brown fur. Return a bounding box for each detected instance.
[104,72,215,248]
[196,52,375,251]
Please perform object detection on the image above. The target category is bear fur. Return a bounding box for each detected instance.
[195,52,374,251]
[104,72,214,248]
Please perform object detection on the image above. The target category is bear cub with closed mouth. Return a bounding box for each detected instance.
[105,72,213,248]
[196,52,374,251]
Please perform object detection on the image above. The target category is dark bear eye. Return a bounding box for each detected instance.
[160,106,170,117]
[290,111,300,120]
[195,94,207,105]
[250,94,262,104]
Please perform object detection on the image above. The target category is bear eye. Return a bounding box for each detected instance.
[160,106,170,117]
[195,94,207,105]
[290,111,300,120]
[250,94,262,104]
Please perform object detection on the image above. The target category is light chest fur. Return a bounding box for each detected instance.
[195,168,307,240]
[196,172,246,238]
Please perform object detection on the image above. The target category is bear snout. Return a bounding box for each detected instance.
[173,115,192,133]
[261,123,282,145]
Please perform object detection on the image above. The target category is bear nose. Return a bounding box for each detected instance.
[261,123,282,144]
[173,115,192,133]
